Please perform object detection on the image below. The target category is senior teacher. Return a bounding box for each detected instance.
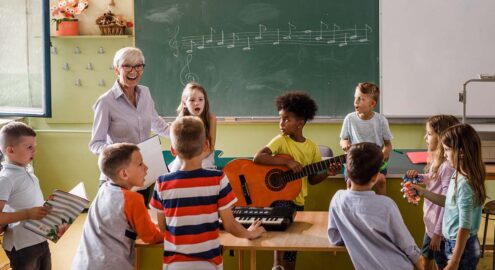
[89,47,170,203]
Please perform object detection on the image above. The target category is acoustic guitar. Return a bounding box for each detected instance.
[223,154,346,207]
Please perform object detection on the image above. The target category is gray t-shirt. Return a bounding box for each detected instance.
[328,190,420,270]
[340,112,393,147]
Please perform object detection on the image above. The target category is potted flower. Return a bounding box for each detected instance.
[50,0,89,36]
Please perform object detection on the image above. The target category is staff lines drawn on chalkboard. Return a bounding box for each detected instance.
[177,22,372,55]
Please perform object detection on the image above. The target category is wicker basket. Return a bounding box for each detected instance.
[99,25,126,35]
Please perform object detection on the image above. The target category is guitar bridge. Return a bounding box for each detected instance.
[239,175,252,205]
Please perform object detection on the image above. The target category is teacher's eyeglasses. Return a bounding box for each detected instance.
[121,64,145,72]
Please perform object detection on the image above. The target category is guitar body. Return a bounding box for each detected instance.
[223,156,302,207]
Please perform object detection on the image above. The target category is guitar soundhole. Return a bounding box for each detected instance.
[265,169,286,191]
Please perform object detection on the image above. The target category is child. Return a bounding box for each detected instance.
[72,143,164,270]
[253,91,339,270]
[0,122,51,270]
[150,116,265,270]
[339,82,392,195]
[413,124,486,270]
[328,142,422,270]
[405,115,459,270]
[169,82,217,171]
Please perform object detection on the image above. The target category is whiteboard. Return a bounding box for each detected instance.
[380,0,495,118]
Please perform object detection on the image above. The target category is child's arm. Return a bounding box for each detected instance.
[156,211,166,232]
[209,114,217,152]
[411,184,446,206]
[124,192,164,244]
[340,139,351,152]
[219,207,265,240]
[444,228,470,270]
[382,140,392,161]
[253,147,303,173]
[0,201,49,225]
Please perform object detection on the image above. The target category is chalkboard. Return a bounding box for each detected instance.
[135,0,378,118]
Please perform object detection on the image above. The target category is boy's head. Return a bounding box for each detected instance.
[98,143,147,188]
[346,142,383,186]
[276,91,317,136]
[354,82,379,115]
[0,122,37,167]
[170,116,206,160]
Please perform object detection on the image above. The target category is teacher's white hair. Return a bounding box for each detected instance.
[113,47,145,68]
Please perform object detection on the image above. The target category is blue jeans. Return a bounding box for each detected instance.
[421,233,448,268]
[444,235,480,270]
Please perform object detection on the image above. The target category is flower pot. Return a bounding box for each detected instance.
[55,20,79,36]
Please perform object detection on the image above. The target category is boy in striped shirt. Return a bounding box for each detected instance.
[150,116,265,270]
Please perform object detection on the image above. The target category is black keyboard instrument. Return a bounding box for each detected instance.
[220,206,297,231]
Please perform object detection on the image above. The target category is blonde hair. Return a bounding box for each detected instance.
[425,115,459,178]
[0,122,36,153]
[356,82,380,102]
[176,82,212,148]
[113,47,145,68]
[170,116,205,159]
[98,143,139,181]
[442,124,486,206]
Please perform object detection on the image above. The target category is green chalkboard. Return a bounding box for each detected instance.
[135,0,379,118]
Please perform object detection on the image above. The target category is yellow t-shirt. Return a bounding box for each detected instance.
[266,134,322,206]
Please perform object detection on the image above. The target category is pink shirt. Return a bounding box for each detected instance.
[420,161,455,237]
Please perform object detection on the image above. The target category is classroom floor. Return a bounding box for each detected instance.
[1,213,495,269]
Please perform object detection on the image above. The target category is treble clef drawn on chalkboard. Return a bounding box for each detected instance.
[169,26,180,57]
[180,54,199,86]
[283,22,296,40]
[359,24,372,42]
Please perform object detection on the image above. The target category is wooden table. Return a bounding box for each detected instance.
[219,211,345,270]
[136,211,345,270]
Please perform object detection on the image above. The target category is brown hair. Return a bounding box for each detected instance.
[442,124,486,206]
[170,116,205,159]
[98,143,139,181]
[177,82,212,149]
[356,82,380,102]
[346,142,383,185]
[425,115,460,177]
[0,122,36,153]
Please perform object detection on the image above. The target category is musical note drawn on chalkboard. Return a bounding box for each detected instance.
[180,54,199,86]
[350,25,358,40]
[359,24,372,42]
[283,22,296,40]
[186,40,194,53]
[327,24,340,44]
[243,37,252,51]
[255,24,267,40]
[227,33,239,49]
[217,30,224,45]
[315,21,328,41]
[339,33,348,47]
[273,29,280,45]
[197,36,205,50]
[206,27,215,43]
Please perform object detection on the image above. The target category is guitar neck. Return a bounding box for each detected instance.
[283,154,346,182]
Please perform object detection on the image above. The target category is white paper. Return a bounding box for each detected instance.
[68,182,88,200]
[132,135,169,191]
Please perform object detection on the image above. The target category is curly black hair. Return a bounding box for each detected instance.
[276,91,318,122]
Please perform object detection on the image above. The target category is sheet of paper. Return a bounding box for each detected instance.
[406,151,428,164]
[133,135,169,191]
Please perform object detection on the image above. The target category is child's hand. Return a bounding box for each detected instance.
[341,140,351,152]
[247,220,266,240]
[410,183,426,196]
[0,224,6,234]
[286,159,303,173]
[326,163,342,176]
[429,234,442,251]
[25,206,50,220]
[406,170,419,178]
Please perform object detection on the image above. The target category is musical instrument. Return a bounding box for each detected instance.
[224,154,346,207]
[220,206,297,231]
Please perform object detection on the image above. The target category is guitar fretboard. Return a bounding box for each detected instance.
[280,154,346,183]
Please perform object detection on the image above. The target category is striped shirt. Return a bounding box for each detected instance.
[150,169,237,269]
